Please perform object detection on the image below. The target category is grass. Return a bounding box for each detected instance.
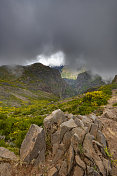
[0,83,117,154]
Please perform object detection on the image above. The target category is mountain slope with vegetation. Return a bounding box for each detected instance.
[0,63,76,106]
[0,81,117,155]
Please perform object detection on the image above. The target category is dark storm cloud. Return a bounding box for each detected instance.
[0,0,117,77]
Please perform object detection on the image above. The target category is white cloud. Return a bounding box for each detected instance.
[26,51,65,66]
[37,51,65,66]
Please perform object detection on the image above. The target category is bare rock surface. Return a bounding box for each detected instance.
[20,124,46,164]
[0,147,18,161]
[0,163,12,176]
[42,110,111,176]
[99,89,117,176]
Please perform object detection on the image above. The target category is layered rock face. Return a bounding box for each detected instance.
[43,109,111,176]
[20,124,46,164]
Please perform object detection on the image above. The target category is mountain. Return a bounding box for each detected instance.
[75,71,105,93]
[64,71,105,94]
[0,63,75,106]
[52,66,104,94]
[51,65,64,73]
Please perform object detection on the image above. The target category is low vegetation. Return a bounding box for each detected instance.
[113,103,117,106]
[0,83,117,154]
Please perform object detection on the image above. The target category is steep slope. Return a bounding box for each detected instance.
[75,71,105,94]
[0,63,75,106]
[19,63,75,98]
[64,71,105,94]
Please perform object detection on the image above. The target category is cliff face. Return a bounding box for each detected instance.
[76,71,104,94]
[19,63,68,97]
[64,71,105,94]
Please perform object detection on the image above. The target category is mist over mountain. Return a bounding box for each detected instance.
[0,63,77,106]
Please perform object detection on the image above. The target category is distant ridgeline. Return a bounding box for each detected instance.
[54,66,105,94]
[0,63,75,106]
[0,63,105,106]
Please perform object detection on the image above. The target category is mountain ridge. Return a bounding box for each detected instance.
[0,63,75,106]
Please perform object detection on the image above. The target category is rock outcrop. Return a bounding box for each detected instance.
[20,124,46,164]
[99,89,117,176]
[43,109,111,176]
[0,110,112,176]
[0,147,18,176]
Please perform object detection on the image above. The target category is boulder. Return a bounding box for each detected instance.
[20,124,46,164]
[44,109,66,129]
[0,147,18,161]
[60,119,77,141]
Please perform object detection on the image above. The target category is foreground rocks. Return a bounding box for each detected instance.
[20,124,46,164]
[0,147,18,176]
[43,109,111,176]
[0,109,112,176]
[99,89,117,176]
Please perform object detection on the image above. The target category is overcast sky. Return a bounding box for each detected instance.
[0,0,117,78]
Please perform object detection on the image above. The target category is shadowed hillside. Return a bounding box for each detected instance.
[0,63,75,106]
